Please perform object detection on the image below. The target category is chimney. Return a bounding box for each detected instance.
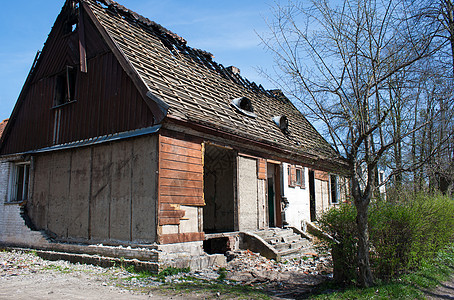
[227,66,240,75]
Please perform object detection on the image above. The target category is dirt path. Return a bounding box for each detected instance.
[425,279,454,299]
[0,250,193,300]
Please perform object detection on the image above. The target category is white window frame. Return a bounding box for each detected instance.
[8,162,30,203]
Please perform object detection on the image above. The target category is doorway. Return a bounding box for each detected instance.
[203,144,235,233]
[267,163,282,227]
[309,170,316,222]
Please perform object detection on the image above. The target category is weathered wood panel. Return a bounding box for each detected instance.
[314,170,329,181]
[158,232,205,244]
[67,147,91,239]
[109,141,132,241]
[90,144,111,240]
[47,152,71,238]
[131,136,158,242]
[257,158,267,180]
[157,134,204,243]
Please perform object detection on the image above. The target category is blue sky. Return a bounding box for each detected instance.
[0,0,276,122]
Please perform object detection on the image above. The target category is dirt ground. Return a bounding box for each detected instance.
[0,249,331,299]
[424,279,454,300]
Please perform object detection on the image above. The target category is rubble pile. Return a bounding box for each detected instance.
[1,248,332,298]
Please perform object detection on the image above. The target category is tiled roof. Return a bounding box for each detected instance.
[0,119,8,138]
[85,0,339,160]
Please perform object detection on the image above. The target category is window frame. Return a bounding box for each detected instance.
[53,66,77,108]
[288,165,305,188]
[7,161,31,203]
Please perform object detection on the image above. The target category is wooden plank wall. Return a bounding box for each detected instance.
[257,158,267,180]
[314,170,329,181]
[158,134,204,244]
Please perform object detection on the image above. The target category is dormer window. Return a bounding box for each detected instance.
[231,97,257,118]
[272,115,289,132]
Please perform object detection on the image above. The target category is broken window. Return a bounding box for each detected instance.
[330,175,339,204]
[54,66,77,107]
[288,165,305,188]
[8,162,30,203]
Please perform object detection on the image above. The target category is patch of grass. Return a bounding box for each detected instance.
[217,267,227,281]
[311,243,454,299]
[44,264,72,274]
[153,266,190,281]
[123,265,154,280]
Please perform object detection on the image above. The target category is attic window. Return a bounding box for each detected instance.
[272,115,289,132]
[54,66,77,107]
[231,97,257,118]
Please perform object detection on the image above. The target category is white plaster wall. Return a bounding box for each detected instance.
[282,163,311,227]
[0,160,48,247]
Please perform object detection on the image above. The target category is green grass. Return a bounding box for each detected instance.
[43,264,73,274]
[311,243,454,299]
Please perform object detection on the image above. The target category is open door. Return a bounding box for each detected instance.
[309,170,316,222]
[267,163,282,227]
[203,144,235,233]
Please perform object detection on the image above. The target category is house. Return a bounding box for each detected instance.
[0,0,348,266]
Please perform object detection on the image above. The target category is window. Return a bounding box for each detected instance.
[8,162,30,203]
[231,97,257,118]
[288,165,305,188]
[330,175,338,204]
[54,66,77,107]
[272,115,289,132]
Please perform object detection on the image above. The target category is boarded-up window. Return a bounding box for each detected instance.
[288,165,305,188]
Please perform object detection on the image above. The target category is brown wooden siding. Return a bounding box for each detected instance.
[314,170,329,181]
[257,158,267,180]
[158,135,204,229]
[1,6,154,155]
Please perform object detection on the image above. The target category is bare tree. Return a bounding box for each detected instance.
[260,0,441,286]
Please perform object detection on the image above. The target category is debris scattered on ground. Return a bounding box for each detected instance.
[0,248,332,299]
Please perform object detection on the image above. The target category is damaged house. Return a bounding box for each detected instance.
[0,0,348,267]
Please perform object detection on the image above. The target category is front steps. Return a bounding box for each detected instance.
[240,227,313,261]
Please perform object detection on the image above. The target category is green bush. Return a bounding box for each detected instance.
[318,203,358,284]
[317,193,454,284]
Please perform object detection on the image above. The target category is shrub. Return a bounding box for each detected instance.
[318,203,358,284]
[317,193,454,284]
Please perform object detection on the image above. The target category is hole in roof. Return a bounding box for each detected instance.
[99,1,109,9]
[231,97,257,118]
[272,115,289,132]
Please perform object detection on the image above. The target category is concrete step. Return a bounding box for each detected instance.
[243,227,314,261]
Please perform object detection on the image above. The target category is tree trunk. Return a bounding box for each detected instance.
[355,198,374,287]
